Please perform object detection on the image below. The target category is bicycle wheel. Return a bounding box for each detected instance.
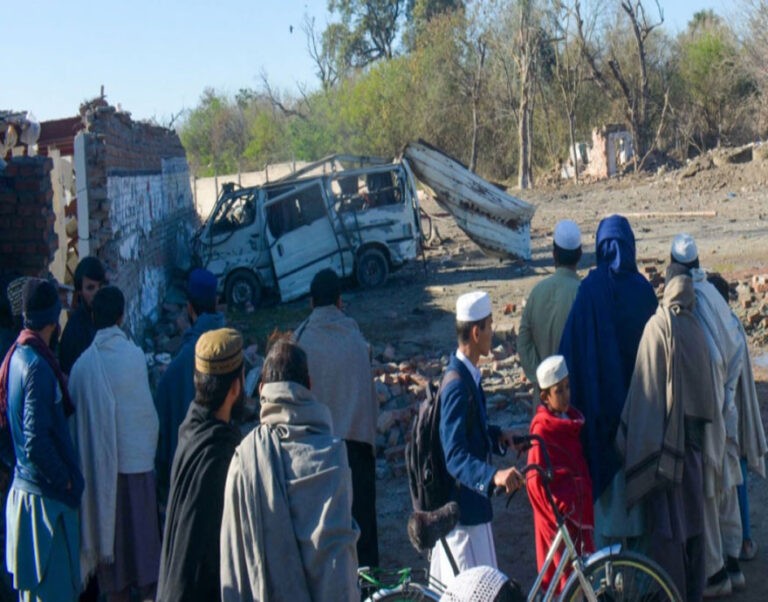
[367,582,442,601]
[560,551,682,602]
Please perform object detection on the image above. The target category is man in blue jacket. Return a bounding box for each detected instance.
[430,291,524,583]
[155,269,225,505]
[0,278,84,601]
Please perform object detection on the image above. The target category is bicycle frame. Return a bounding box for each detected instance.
[515,433,600,602]
[526,520,598,602]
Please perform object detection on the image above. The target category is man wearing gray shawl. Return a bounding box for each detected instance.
[669,234,767,596]
[617,271,714,601]
[220,336,359,601]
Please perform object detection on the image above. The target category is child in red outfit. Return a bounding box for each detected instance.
[527,355,594,594]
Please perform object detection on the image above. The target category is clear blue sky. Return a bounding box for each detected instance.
[4,0,733,124]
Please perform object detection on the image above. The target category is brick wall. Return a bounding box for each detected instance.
[0,156,57,278]
[81,105,197,340]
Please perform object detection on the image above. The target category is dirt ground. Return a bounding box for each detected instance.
[249,150,768,598]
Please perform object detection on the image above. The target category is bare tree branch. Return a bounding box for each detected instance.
[638,88,669,171]
[259,71,309,121]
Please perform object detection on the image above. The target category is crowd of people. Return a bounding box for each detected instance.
[515,216,765,600]
[0,264,375,602]
[0,212,765,602]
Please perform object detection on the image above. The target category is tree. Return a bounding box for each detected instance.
[575,0,666,168]
[546,0,587,180]
[304,16,343,90]
[739,0,768,131]
[675,11,752,150]
[487,0,546,189]
[405,0,464,46]
[179,89,242,179]
[327,0,407,67]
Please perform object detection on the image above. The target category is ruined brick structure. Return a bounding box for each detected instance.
[78,104,197,338]
[584,124,634,179]
[1,103,197,342]
[0,156,58,277]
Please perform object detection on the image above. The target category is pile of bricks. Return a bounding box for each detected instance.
[734,275,768,346]
[0,156,58,278]
[371,337,532,479]
[640,260,768,347]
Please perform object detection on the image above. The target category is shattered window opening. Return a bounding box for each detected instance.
[211,191,257,235]
[333,169,404,213]
[266,183,328,239]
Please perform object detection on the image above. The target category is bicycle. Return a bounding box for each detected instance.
[358,565,441,601]
[512,434,682,602]
[361,433,682,601]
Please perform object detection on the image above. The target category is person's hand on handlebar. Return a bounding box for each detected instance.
[492,466,525,494]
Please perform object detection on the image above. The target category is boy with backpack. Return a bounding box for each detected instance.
[527,355,594,593]
[427,291,524,583]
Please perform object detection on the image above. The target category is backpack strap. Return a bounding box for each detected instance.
[439,369,479,438]
[440,536,460,577]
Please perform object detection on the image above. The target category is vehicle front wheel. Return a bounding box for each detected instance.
[356,248,389,289]
[225,271,262,309]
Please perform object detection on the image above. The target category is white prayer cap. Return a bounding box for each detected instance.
[671,233,698,264]
[536,355,569,389]
[553,220,582,250]
[440,566,509,602]
[456,291,492,322]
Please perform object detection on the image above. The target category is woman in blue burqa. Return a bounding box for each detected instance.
[559,214,658,548]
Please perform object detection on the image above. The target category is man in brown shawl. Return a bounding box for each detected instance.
[616,269,715,601]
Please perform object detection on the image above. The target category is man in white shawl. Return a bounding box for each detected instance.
[69,286,161,601]
[220,335,359,601]
[670,234,768,597]
[293,268,379,567]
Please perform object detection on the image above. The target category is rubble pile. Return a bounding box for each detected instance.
[733,275,768,347]
[371,334,533,479]
[640,261,768,348]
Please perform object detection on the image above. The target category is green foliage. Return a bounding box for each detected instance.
[672,10,755,150]
[327,0,407,66]
[179,0,765,186]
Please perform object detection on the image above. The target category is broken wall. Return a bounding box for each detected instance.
[0,156,58,278]
[79,105,197,339]
[584,124,634,179]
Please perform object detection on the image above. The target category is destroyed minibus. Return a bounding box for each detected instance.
[192,155,423,307]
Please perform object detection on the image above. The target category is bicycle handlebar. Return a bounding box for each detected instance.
[508,434,565,525]
[512,434,554,481]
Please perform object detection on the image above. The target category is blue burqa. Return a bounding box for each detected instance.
[559,215,657,499]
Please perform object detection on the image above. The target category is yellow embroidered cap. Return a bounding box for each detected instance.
[195,328,244,375]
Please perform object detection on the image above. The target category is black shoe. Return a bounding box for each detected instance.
[704,567,732,599]
[726,555,746,590]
